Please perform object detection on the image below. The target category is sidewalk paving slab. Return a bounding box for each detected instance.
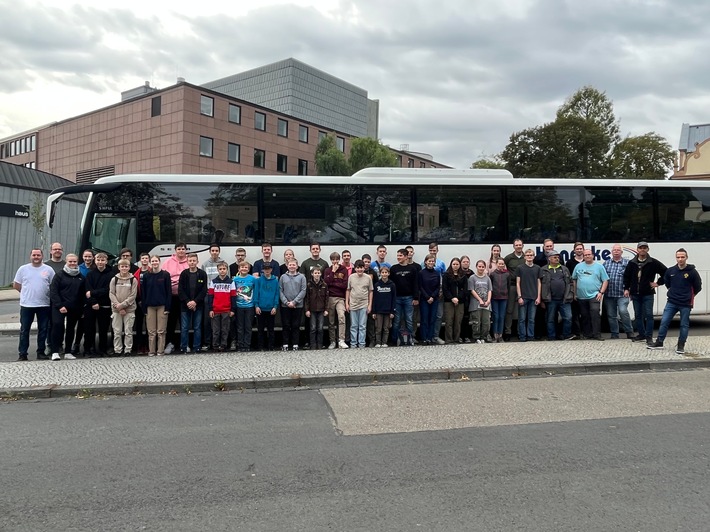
[2,340,710,399]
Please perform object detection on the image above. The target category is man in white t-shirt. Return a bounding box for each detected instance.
[13,248,55,361]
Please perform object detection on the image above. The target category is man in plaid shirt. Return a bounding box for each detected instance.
[603,244,633,339]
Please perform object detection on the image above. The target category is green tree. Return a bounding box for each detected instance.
[470,155,506,169]
[349,137,398,173]
[315,134,350,176]
[501,85,671,179]
[610,133,675,179]
[556,85,620,153]
[29,192,46,251]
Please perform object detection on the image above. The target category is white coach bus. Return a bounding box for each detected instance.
[47,168,710,313]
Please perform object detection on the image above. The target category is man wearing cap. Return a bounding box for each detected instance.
[540,250,574,340]
[572,249,609,341]
[603,244,634,339]
[623,242,667,346]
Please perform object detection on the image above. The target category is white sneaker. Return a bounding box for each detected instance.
[64,352,77,360]
[51,352,60,361]
[328,342,336,350]
[292,346,299,351]
[148,353,156,357]
[282,345,289,351]
[338,340,349,349]
[164,343,174,355]
[374,344,381,348]
[434,337,445,345]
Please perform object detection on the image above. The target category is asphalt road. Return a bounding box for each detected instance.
[2,372,710,531]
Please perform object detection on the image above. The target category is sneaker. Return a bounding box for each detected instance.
[434,337,445,345]
[328,342,336,350]
[156,352,164,356]
[647,340,664,350]
[381,344,388,348]
[564,335,577,341]
[338,340,349,349]
[282,345,289,351]
[292,346,299,351]
[37,353,50,360]
[64,352,77,360]
[374,344,381,348]
[51,352,61,361]
[148,353,156,357]
[229,341,237,351]
[646,338,654,346]
[164,343,174,355]
[676,343,686,355]
[631,335,646,342]
[18,354,28,361]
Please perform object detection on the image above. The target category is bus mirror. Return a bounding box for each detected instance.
[46,192,64,228]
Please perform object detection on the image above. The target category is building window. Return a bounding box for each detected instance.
[397,155,402,167]
[277,154,288,173]
[254,149,265,168]
[420,161,426,168]
[278,118,288,137]
[30,135,35,152]
[229,104,241,124]
[199,136,213,157]
[255,112,266,131]
[408,158,415,168]
[336,136,345,152]
[10,141,15,157]
[200,95,214,117]
[298,159,308,176]
[151,96,162,117]
[318,131,327,143]
[299,125,309,143]
[228,143,240,163]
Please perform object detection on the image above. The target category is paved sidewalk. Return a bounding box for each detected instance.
[2,338,709,398]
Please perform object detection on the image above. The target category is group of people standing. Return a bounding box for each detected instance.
[13,238,701,360]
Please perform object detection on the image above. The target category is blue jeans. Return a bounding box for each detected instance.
[350,308,367,347]
[490,299,507,335]
[420,299,439,341]
[604,296,632,336]
[180,306,203,351]
[19,306,50,357]
[393,296,414,344]
[518,299,536,340]
[546,300,571,339]
[632,294,655,339]
[657,303,691,344]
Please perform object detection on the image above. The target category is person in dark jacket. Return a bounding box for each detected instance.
[540,250,574,341]
[49,254,85,360]
[442,258,467,344]
[647,248,702,354]
[623,242,667,345]
[178,253,208,354]
[418,254,441,344]
[141,255,172,356]
[304,267,329,349]
[84,252,113,357]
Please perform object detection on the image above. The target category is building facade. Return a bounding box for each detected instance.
[673,122,710,180]
[0,61,446,184]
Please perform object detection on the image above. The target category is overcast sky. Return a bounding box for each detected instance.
[1,0,709,169]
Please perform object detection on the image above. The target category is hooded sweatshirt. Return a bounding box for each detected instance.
[664,263,702,307]
[109,273,138,313]
[50,265,85,311]
[163,253,189,295]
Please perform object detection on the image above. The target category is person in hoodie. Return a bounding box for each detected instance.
[323,251,349,349]
[279,258,307,351]
[254,263,279,351]
[84,252,113,357]
[201,244,223,350]
[489,258,510,343]
[233,261,256,352]
[162,242,189,354]
[178,253,208,354]
[109,259,138,356]
[372,265,396,347]
[49,254,84,360]
[142,255,172,356]
[304,266,329,350]
[647,248,702,355]
[208,262,236,352]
